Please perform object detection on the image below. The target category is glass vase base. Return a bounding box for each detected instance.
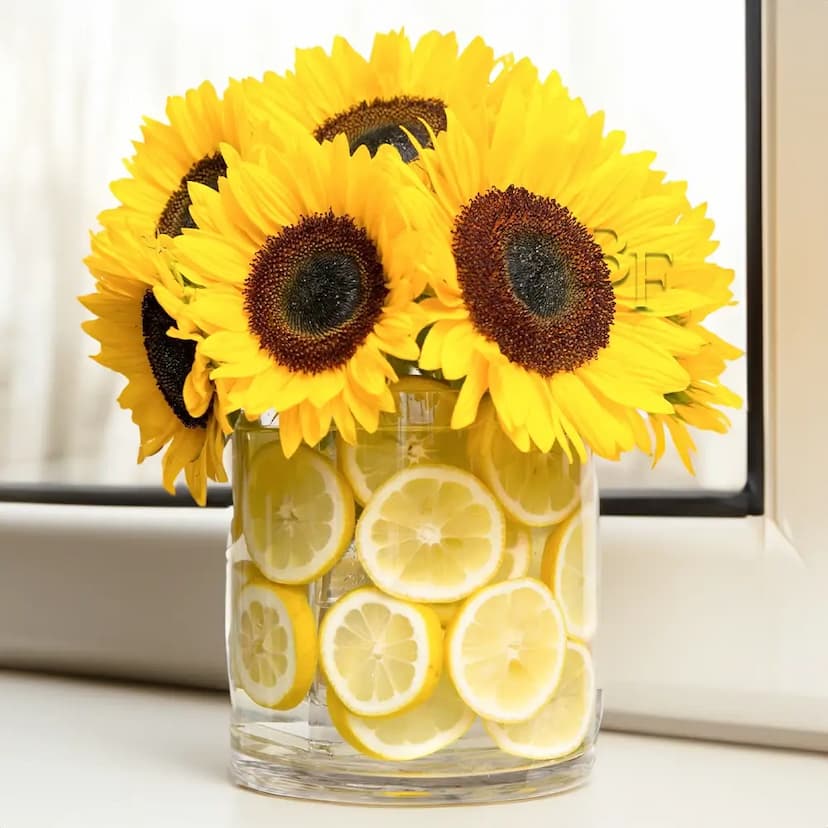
[229,726,598,805]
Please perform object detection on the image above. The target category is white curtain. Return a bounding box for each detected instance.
[0,0,747,489]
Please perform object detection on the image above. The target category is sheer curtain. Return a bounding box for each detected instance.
[0,0,746,488]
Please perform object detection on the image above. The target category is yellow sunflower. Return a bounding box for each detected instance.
[104,80,249,236]
[81,79,252,501]
[172,131,431,456]
[80,223,227,505]
[414,71,740,465]
[242,30,506,163]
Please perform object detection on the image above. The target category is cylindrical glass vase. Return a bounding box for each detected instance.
[227,383,600,804]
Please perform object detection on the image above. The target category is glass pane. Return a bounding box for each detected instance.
[0,0,748,493]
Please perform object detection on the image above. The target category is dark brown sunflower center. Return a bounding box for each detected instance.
[314,96,447,163]
[453,186,615,376]
[156,152,227,236]
[243,212,388,373]
[140,290,207,428]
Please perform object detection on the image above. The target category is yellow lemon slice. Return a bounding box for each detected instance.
[475,406,581,528]
[243,441,355,584]
[328,672,476,761]
[228,558,264,690]
[485,641,595,760]
[447,578,566,723]
[235,580,317,709]
[319,588,443,717]
[356,464,505,603]
[490,524,531,583]
[337,376,466,506]
[541,511,598,642]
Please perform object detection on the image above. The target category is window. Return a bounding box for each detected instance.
[3,0,825,750]
[1,0,757,513]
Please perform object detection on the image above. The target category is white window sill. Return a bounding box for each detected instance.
[2,671,824,828]
[4,502,827,752]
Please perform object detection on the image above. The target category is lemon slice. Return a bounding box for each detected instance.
[490,524,531,583]
[328,671,475,761]
[356,464,505,603]
[485,641,595,760]
[447,578,566,723]
[476,406,580,528]
[319,588,443,717]
[228,557,263,690]
[541,511,598,642]
[235,580,317,709]
[337,377,465,505]
[243,441,355,584]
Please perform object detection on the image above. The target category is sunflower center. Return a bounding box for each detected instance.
[156,152,227,236]
[505,232,571,318]
[453,186,615,376]
[314,96,447,163]
[285,252,363,335]
[140,290,207,429]
[244,211,388,373]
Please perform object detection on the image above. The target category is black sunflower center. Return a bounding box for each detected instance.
[453,186,615,376]
[284,252,363,336]
[505,232,571,318]
[140,290,207,429]
[156,152,227,236]
[243,211,388,373]
[314,96,447,163]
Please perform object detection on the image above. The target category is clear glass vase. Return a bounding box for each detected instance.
[227,384,600,804]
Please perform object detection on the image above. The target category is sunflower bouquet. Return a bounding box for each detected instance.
[81,31,740,797]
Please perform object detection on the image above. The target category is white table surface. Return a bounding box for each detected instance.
[2,671,826,828]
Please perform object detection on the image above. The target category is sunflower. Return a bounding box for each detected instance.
[242,30,505,164]
[104,80,249,236]
[172,131,431,456]
[81,79,251,501]
[80,223,227,505]
[414,71,740,465]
